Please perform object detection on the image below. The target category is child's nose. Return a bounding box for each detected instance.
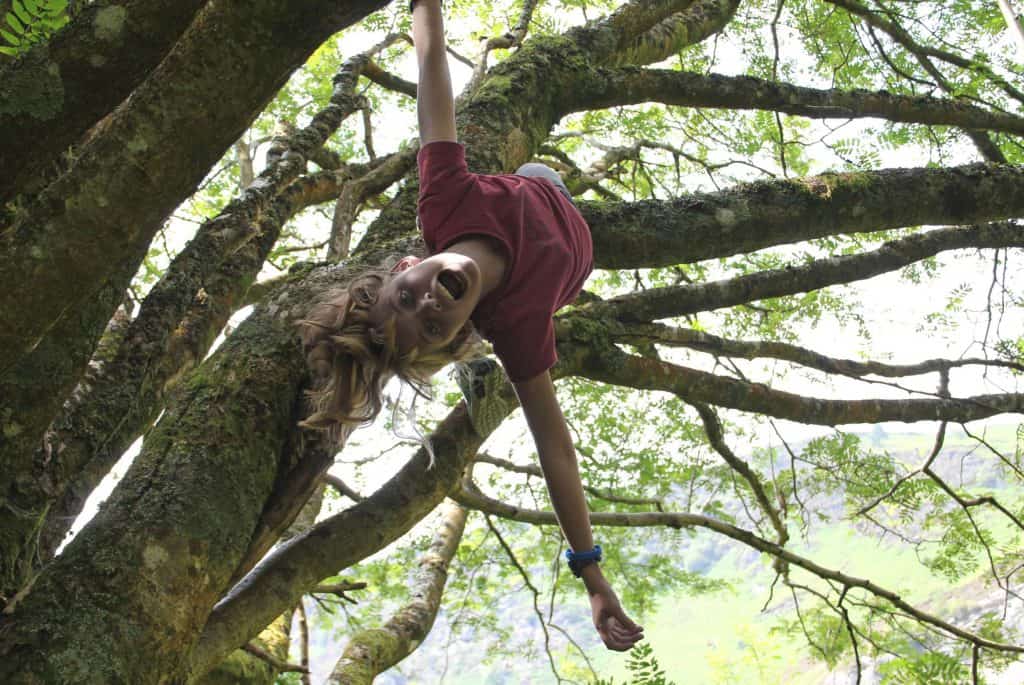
[420,292,441,311]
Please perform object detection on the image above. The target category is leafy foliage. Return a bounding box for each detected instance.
[593,642,677,685]
[0,0,67,56]
[878,651,975,685]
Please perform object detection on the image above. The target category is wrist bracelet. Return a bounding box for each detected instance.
[565,545,602,578]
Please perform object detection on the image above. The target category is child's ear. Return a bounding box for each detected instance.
[392,256,422,273]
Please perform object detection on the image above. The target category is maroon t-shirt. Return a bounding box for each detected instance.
[417,141,593,382]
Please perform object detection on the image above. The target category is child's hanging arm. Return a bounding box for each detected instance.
[514,372,645,651]
[411,0,457,145]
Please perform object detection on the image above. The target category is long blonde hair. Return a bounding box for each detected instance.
[297,268,479,441]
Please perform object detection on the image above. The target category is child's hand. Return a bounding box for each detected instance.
[588,584,644,651]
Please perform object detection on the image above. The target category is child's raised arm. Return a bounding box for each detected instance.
[411,0,457,144]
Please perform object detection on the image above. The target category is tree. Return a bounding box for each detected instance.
[0,0,1022,682]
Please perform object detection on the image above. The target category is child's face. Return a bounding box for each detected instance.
[367,253,482,356]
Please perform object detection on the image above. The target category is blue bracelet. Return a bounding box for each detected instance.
[565,545,602,577]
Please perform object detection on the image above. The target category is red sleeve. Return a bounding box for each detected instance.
[417,141,476,251]
[489,316,558,383]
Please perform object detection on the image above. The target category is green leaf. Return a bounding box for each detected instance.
[0,44,18,55]
[0,28,22,46]
[12,0,32,25]
[5,12,25,33]
[22,0,40,14]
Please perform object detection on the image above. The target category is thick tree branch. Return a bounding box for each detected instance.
[581,163,1024,269]
[326,500,467,684]
[584,221,1024,321]
[0,276,140,593]
[0,0,390,377]
[451,481,1024,654]
[188,381,520,679]
[362,61,417,98]
[23,47,402,568]
[565,68,1024,136]
[0,0,208,205]
[602,0,700,63]
[611,0,739,66]
[555,334,1024,425]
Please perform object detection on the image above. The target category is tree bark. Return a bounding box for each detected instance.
[587,221,1024,321]
[327,500,468,684]
[0,0,389,377]
[0,286,315,682]
[566,68,1024,136]
[194,612,292,685]
[581,163,1024,269]
[0,45,388,591]
[188,384,518,680]
[0,0,208,205]
[558,335,1024,425]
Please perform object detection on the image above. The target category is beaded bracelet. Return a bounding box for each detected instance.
[565,545,602,578]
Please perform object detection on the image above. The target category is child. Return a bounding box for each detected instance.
[300,0,643,652]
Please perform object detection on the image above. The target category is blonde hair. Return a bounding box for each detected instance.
[297,267,479,442]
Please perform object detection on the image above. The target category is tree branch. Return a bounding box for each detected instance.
[585,221,1024,321]
[326,500,467,684]
[241,642,308,674]
[824,0,1024,106]
[556,335,1024,425]
[611,0,740,66]
[0,0,208,205]
[323,474,366,502]
[580,163,1024,269]
[690,402,789,546]
[565,67,1024,136]
[189,378,519,679]
[612,322,1024,378]
[0,0,391,377]
[362,61,417,98]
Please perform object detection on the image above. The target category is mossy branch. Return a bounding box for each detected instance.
[581,164,1024,270]
[326,500,467,684]
[585,221,1024,321]
[565,67,1024,137]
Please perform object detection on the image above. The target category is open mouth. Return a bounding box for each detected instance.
[438,269,467,301]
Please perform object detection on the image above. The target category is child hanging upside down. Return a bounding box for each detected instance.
[299,0,643,652]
